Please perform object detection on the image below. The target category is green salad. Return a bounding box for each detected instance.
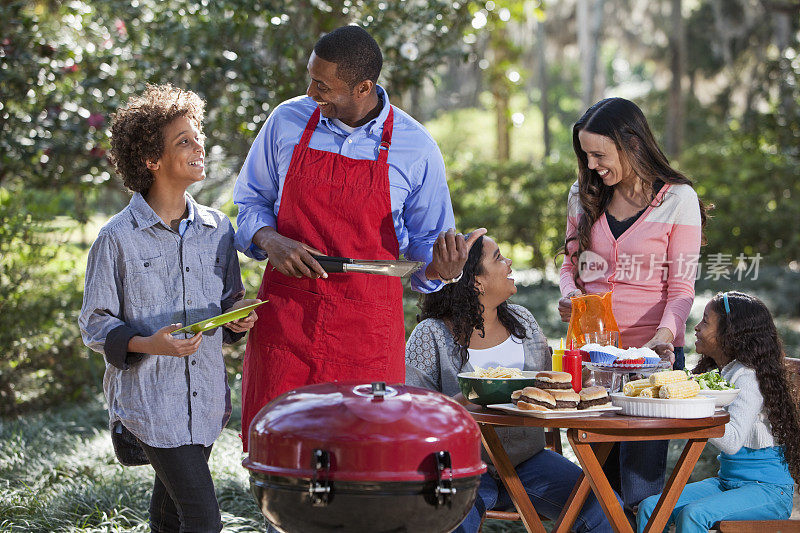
[694,369,735,390]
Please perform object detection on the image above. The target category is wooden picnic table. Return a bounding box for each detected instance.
[458,396,729,533]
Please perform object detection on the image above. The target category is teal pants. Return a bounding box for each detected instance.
[636,476,793,533]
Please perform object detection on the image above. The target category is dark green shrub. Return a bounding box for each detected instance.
[448,160,576,269]
[0,189,101,415]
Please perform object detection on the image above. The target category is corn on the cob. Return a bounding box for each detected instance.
[623,379,652,397]
[650,370,688,386]
[658,379,700,399]
[638,386,660,398]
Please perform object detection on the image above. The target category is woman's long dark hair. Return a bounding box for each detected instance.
[561,98,709,290]
[418,235,527,370]
[693,291,800,484]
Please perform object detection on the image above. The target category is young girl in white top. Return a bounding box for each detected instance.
[637,291,799,532]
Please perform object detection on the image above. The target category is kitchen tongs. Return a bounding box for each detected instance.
[312,255,423,278]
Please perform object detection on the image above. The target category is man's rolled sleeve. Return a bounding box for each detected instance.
[403,144,454,293]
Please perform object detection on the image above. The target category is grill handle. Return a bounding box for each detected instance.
[311,255,350,273]
[433,450,457,507]
[308,449,331,506]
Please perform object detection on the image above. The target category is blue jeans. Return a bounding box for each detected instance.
[139,442,222,533]
[453,449,618,533]
[603,348,685,509]
[673,346,685,372]
[636,476,794,533]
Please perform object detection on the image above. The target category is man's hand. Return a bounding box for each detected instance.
[426,228,487,281]
[131,324,202,357]
[224,298,261,333]
[253,226,328,279]
[558,290,582,322]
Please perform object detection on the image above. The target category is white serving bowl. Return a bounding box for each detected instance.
[610,393,716,418]
[698,388,740,408]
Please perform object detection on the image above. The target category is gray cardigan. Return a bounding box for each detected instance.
[405,304,551,469]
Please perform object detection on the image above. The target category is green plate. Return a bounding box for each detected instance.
[457,371,539,406]
[172,300,268,334]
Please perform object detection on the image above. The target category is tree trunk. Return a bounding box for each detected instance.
[769,4,793,122]
[494,81,510,162]
[578,0,605,109]
[665,0,685,157]
[491,24,511,162]
[536,18,551,157]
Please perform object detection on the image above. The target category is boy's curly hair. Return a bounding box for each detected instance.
[109,84,205,193]
[695,291,800,484]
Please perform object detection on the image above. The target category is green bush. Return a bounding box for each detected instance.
[680,133,800,264]
[445,139,799,267]
[448,160,576,269]
[0,189,101,416]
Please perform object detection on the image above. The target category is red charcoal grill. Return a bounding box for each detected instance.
[243,381,486,533]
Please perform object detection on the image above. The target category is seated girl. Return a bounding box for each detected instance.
[637,291,799,532]
[406,233,616,533]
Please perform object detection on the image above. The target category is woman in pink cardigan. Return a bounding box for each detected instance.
[558,97,708,519]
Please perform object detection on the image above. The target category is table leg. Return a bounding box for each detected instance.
[479,424,546,533]
[567,430,632,533]
[644,438,707,533]
[552,442,614,533]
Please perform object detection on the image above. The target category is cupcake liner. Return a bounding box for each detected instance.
[589,350,618,365]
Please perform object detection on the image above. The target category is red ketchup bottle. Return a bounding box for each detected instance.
[563,349,582,393]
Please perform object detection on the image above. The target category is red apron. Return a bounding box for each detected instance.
[240,107,406,450]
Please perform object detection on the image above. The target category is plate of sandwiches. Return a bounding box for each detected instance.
[488,377,621,418]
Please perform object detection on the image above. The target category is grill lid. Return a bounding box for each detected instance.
[243,382,486,482]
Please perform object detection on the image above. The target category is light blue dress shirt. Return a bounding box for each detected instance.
[233,86,454,292]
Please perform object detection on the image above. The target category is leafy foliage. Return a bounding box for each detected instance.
[448,159,576,268]
[0,189,100,416]
[681,132,800,263]
[0,0,476,411]
[1,0,474,215]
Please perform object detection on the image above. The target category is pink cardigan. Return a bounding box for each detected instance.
[559,182,701,348]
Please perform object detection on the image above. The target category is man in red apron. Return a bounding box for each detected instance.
[233,26,483,450]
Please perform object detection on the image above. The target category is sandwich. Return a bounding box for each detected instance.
[548,389,580,411]
[578,386,611,409]
[533,371,573,390]
[511,387,556,411]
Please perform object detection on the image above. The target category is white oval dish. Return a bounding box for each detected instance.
[697,389,740,408]
[610,393,716,419]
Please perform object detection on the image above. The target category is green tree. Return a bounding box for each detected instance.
[1,0,474,211]
[0,0,477,411]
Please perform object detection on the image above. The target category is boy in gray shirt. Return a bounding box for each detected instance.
[79,84,257,532]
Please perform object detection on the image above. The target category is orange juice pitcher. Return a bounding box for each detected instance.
[566,292,620,348]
